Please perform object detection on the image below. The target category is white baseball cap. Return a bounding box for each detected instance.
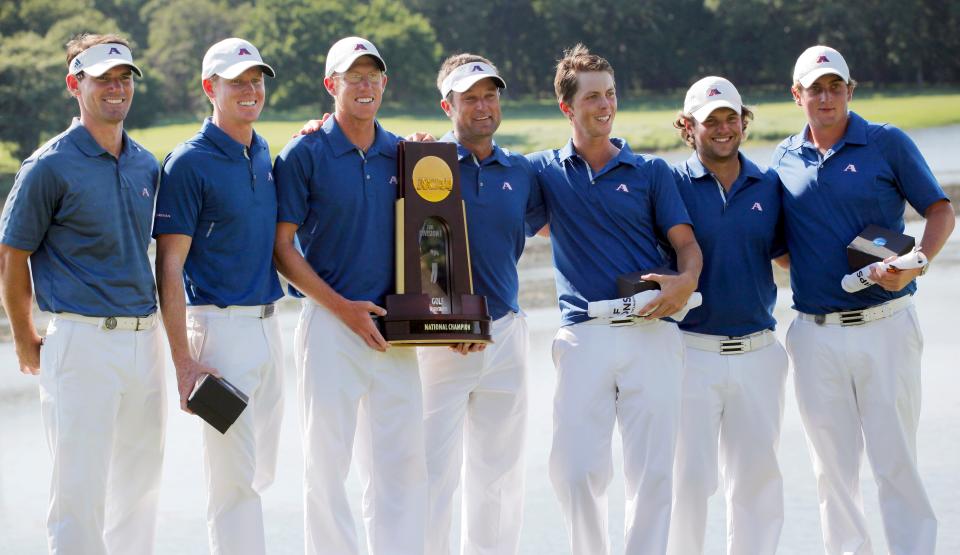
[325,37,386,78]
[793,45,850,88]
[439,61,506,97]
[202,38,275,80]
[69,43,142,78]
[683,76,742,123]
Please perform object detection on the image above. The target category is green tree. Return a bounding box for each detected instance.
[241,0,441,112]
[140,0,248,117]
[0,32,72,160]
[0,4,157,159]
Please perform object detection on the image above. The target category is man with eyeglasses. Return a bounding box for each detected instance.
[272,36,426,555]
[0,33,165,554]
[771,45,953,554]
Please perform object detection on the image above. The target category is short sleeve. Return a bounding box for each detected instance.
[153,151,204,237]
[522,159,548,236]
[875,125,949,215]
[650,158,692,234]
[0,159,61,251]
[274,137,313,226]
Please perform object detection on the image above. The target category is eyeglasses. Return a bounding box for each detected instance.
[337,70,384,84]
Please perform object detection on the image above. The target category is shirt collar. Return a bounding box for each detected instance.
[790,110,868,152]
[68,117,137,159]
[685,151,764,181]
[440,131,512,167]
[558,137,640,168]
[200,117,265,160]
[324,115,396,159]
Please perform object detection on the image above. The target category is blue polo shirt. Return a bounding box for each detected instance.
[771,111,949,314]
[440,132,544,320]
[527,139,692,326]
[0,118,158,317]
[673,153,785,336]
[153,118,283,307]
[274,116,400,306]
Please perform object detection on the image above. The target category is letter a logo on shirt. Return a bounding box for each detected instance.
[616,184,629,193]
[502,181,513,191]
[389,175,398,185]
[751,202,763,212]
[141,187,151,198]
[844,164,857,173]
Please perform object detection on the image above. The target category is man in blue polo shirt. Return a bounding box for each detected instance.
[153,38,283,555]
[272,36,426,555]
[417,54,544,555]
[665,76,788,555]
[0,34,164,554]
[527,44,702,555]
[771,45,954,554]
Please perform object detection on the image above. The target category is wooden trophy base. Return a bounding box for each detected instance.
[382,293,492,345]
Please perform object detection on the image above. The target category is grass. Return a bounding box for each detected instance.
[2,90,959,183]
[126,91,960,161]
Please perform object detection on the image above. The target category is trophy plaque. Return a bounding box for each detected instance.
[381,141,492,345]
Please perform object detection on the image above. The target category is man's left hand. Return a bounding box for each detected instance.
[294,113,331,137]
[636,272,697,320]
[871,256,922,292]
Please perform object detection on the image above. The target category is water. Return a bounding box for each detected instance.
[1,241,958,550]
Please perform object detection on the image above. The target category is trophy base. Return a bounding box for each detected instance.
[382,293,492,346]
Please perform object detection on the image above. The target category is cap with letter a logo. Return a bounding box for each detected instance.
[325,36,387,78]
[202,37,276,79]
[793,45,850,87]
[69,43,143,78]
[439,61,506,97]
[683,76,742,123]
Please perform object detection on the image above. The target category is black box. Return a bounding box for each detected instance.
[187,374,249,434]
[616,266,677,298]
[847,225,915,270]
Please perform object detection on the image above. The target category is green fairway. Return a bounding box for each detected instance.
[126,92,960,160]
[2,92,959,179]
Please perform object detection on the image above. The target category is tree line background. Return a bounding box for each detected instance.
[1,0,959,159]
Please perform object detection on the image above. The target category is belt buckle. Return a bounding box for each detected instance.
[838,310,865,326]
[719,339,746,355]
[814,314,826,326]
[103,317,118,330]
[260,304,275,318]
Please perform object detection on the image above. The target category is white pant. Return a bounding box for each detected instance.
[549,319,684,555]
[418,312,529,555]
[667,334,788,555]
[39,316,166,555]
[186,306,284,555]
[297,301,427,555]
[787,304,936,555]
